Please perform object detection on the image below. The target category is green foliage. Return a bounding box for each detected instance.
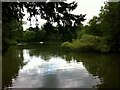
[61,41,72,48]
[2,2,85,54]
[62,2,120,53]
[2,18,23,45]
[62,34,110,53]
[99,2,120,52]
[19,29,46,42]
[3,2,85,31]
[3,2,120,53]
[23,31,36,42]
[20,22,80,43]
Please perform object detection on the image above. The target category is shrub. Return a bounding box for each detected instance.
[61,34,110,53]
[61,41,72,48]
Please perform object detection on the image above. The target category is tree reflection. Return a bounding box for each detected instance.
[26,43,120,88]
[3,43,120,88]
[2,46,25,89]
[65,52,120,88]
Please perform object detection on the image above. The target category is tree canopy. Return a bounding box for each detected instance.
[3,1,86,27]
[62,2,120,53]
[2,1,86,53]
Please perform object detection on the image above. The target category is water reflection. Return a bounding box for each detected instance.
[11,49,100,88]
[2,43,120,88]
[2,46,25,89]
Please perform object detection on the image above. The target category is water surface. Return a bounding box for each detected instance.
[2,43,120,88]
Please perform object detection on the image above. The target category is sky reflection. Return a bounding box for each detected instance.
[10,49,101,88]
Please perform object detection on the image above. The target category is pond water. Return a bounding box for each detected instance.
[2,42,120,89]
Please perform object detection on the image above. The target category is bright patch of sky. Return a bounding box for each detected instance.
[22,0,107,30]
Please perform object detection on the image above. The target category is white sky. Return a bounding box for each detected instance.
[22,0,107,30]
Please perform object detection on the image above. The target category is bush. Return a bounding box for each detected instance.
[61,41,72,48]
[61,34,110,53]
[4,39,17,45]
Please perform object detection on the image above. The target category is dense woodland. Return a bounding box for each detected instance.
[2,1,120,53]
